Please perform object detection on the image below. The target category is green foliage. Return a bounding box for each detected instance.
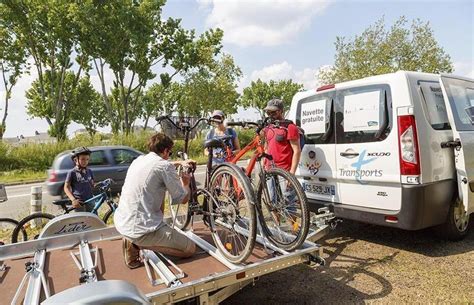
[0,5,29,139]
[240,79,303,119]
[0,127,257,173]
[2,0,88,141]
[178,53,242,117]
[319,16,454,84]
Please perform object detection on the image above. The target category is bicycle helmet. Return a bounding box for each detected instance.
[71,146,91,160]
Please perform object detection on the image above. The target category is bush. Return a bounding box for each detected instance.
[0,128,258,173]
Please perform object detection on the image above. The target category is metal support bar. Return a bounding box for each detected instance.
[11,249,50,305]
[207,279,254,304]
[176,228,240,270]
[141,250,184,287]
[215,219,289,255]
[70,241,99,283]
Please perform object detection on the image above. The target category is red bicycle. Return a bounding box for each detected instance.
[224,118,310,251]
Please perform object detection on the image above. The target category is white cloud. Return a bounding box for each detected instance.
[453,61,474,78]
[198,0,331,47]
[238,61,325,91]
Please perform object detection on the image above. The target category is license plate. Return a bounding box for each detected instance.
[302,182,335,196]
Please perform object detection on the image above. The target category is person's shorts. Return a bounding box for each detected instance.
[129,224,194,252]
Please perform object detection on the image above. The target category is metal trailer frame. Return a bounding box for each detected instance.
[1,210,336,305]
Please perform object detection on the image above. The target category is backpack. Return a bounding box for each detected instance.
[278,120,305,149]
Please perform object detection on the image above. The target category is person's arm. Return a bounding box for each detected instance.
[162,163,191,205]
[232,130,241,155]
[289,140,301,174]
[64,171,81,208]
[288,124,301,174]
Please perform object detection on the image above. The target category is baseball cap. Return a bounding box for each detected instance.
[211,110,225,118]
[264,99,284,112]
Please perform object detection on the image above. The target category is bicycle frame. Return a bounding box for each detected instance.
[229,134,265,177]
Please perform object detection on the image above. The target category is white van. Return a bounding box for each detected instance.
[287,71,473,240]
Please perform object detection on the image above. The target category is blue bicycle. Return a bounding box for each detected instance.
[11,179,117,243]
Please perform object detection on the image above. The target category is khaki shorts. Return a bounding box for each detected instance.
[129,224,194,252]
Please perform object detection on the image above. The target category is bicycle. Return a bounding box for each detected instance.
[224,118,310,251]
[157,115,257,264]
[0,186,27,245]
[11,178,117,243]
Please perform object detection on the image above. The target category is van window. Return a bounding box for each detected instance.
[336,85,392,144]
[418,81,451,130]
[296,92,335,144]
[441,77,474,131]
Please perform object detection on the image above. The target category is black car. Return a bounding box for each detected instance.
[46,146,142,196]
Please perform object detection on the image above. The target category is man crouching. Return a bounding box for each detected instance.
[114,133,196,269]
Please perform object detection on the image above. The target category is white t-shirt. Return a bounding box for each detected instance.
[114,152,187,238]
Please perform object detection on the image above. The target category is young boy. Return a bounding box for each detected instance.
[64,147,95,212]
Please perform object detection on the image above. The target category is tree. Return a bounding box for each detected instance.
[179,53,242,117]
[70,77,107,137]
[0,13,28,140]
[74,0,223,134]
[240,79,303,119]
[318,16,453,85]
[2,0,89,141]
[26,73,102,137]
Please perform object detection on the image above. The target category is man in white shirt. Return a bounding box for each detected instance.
[114,133,196,269]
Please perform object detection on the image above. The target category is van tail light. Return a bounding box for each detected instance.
[398,115,420,176]
[316,84,335,92]
[49,170,57,182]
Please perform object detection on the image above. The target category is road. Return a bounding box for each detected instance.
[0,160,248,220]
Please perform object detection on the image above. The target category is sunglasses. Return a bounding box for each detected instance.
[266,110,278,115]
[212,116,223,121]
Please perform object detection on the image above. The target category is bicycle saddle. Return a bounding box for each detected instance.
[52,198,72,206]
[204,138,225,149]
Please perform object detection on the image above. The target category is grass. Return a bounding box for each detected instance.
[0,169,47,185]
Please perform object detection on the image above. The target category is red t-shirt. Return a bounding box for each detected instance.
[264,123,299,171]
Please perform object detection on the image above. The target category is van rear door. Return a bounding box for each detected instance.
[334,85,401,211]
[295,91,338,203]
[439,75,474,214]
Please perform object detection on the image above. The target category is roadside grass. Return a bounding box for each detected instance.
[0,128,255,185]
[0,169,47,185]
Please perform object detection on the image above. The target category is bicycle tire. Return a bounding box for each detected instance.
[256,167,309,251]
[208,163,257,264]
[102,209,115,226]
[169,191,192,230]
[0,218,26,245]
[11,213,55,244]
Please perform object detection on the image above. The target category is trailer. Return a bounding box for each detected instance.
[0,209,336,304]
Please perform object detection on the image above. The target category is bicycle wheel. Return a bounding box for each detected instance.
[208,163,257,264]
[257,167,309,251]
[102,209,115,226]
[168,191,192,230]
[11,213,55,244]
[0,218,26,245]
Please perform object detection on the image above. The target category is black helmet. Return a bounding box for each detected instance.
[71,146,91,160]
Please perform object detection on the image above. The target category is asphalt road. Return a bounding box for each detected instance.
[0,160,248,220]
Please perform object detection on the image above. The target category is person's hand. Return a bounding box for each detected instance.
[72,199,83,208]
[180,172,192,186]
[184,159,196,167]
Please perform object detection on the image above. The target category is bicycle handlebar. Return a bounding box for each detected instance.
[157,115,216,133]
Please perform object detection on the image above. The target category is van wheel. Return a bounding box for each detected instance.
[435,198,471,241]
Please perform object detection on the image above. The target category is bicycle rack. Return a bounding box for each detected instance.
[70,240,100,283]
[141,250,185,288]
[11,249,50,305]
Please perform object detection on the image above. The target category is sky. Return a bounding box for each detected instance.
[1,0,473,138]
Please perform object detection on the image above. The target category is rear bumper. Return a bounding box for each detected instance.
[307,180,455,230]
[46,181,64,197]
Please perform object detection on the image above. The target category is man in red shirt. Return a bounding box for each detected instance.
[264,99,301,173]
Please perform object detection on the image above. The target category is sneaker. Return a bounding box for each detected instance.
[122,238,143,269]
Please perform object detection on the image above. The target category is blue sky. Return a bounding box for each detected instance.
[2,0,473,138]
